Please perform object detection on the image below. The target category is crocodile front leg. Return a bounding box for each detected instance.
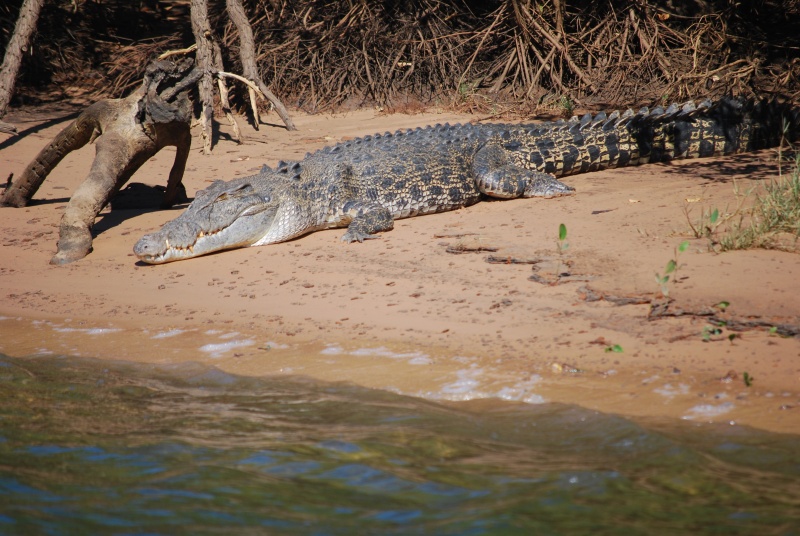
[473,141,574,199]
[520,170,575,198]
[339,201,394,242]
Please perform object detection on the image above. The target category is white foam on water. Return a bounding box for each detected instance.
[351,346,431,363]
[426,368,547,404]
[320,345,432,364]
[653,383,690,398]
[151,329,185,339]
[88,328,121,335]
[349,346,422,359]
[641,374,660,385]
[219,332,241,340]
[495,375,547,404]
[199,339,255,358]
[52,327,122,335]
[682,402,734,420]
[438,367,484,398]
[263,341,289,350]
[317,345,545,403]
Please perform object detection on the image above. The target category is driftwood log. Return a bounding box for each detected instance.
[1,58,197,265]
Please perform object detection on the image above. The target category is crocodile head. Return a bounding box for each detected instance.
[134,176,283,264]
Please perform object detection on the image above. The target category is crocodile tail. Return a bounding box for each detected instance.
[626,97,800,164]
[736,98,800,151]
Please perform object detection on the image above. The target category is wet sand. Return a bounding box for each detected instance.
[1,104,798,433]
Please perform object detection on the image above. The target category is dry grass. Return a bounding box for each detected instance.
[717,155,800,252]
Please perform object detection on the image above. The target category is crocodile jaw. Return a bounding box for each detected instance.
[134,207,278,264]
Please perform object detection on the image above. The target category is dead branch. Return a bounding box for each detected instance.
[1,59,195,265]
[212,42,243,145]
[190,0,216,155]
[0,0,45,134]
[225,0,296,131]
[577,285,654,306]
[159,44,198,60]
[214,70,267,99]
[648,301,800,338]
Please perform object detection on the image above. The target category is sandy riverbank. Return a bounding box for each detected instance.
[1,103,798,433]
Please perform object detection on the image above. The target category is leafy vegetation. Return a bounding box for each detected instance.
[555,222,569,281]
[655,240,689,298]
[743,371,754,387]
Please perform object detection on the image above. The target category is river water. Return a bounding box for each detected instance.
[1,353,799,534]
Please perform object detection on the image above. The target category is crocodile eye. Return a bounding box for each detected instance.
[262,195,271,203]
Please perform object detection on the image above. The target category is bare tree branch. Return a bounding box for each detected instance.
[225,0,297,131]
[0,0,45,134]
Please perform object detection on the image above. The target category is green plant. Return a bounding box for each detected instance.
[557,223,569,253]
[685,205,721,239]
[683,185,751,246]
[743,371,754,387]
[777,117,792,177]
[604,344,623,353]
[554,223,569,280]
[456,80,484,105]
[558,95,575,116]
[702,325,723,342]
[655,240,689,297]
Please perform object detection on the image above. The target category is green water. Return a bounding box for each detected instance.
[0,354,798,535]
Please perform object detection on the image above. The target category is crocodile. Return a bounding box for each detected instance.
[134,97,798,264]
